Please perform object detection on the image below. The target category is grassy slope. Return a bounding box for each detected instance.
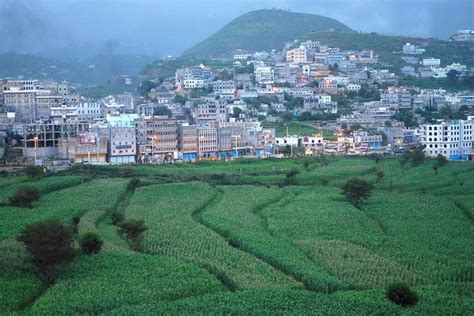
[182,9,353,58]
[1,157,473,314]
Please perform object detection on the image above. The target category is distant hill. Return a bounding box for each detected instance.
[0,53,155,86]
[181,9,353,58]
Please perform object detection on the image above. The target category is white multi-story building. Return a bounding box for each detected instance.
[212,80,236,95]
[286,47,307,64]
[234,53,252,60]
[421,117,474,160]
[183,79,209,89]
[422,58,441,68]
[347,83,362,92]
[403,43,426,55]
[77,102,102,120]
[254,66,274,84]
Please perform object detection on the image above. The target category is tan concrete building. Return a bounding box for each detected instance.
[137,117,178,162]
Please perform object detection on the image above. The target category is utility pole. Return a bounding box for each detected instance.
[33,135,38,165]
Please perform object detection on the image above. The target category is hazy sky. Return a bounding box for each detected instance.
[1,0,473,58]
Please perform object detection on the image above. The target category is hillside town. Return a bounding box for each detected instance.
[1,33,473,168]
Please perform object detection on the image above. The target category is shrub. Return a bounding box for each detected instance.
[72,216,81,233]
[376,170,385,182]
[79,232,103,255]
[320,178,329,186]
[9,186,40,208]
[341,178,374,208]
[127,178,141,191]
[118,219,148,251]
[410,149,425,166]
[110,212,124,225]
[386,283,419,307]
[17,219,77,284]
[284,169,300,185]
[435,154,448,168]
[24,165,43,179]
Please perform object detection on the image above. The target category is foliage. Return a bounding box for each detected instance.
[110,212,124,225]
[435,154,448,168]
[153,106,172,117]
[23,165,43,180]
[9,186,40,208]
[341,178,374,207]
[17,220,77,284]
[391,110,417,128]
[118,219,148,251]
[174,94,188,105]
[386,283,419,307]
[79,232,103,255]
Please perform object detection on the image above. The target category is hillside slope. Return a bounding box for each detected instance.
[182,9,353,58]
[303,31,474,70]
[0,53,154,86]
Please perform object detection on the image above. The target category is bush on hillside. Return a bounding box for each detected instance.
[386,283,419,307]
[79,232,103,255]
[24,165,43,179]
[9,186,40,208]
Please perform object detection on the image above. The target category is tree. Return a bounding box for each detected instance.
[386,283,419,307]
[446,69,460,82]
[17,220,77,284]
[284,169,300,185]
[174,94,188,105]
[127,178,141,191]
[435,154,448,168]
[139,80,158,97]
[391,110,417,128]
[24,165,43,179]
[341,178,374,208]
[9,186,40,208]
[399,152,410,167]
[410,148,425,166]
[232,107,242,119]
[118,219,148,251]
[153,106,172,117]
[79,232,103,255]
[376,170,385,183]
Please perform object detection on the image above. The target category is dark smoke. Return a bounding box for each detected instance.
[0,0,57,53]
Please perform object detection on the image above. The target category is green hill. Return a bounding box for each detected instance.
[182,9,353,58]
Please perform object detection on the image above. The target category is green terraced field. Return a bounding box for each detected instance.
[1,157,473,314]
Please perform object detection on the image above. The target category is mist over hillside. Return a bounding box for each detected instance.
[1,0,472,59]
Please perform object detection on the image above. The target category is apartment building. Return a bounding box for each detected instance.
[197,126,218,159]
[286,47,307,64]
[212,80,235,95]
[254,66,274,84]
[106,114,138,164]
[137,117,178,162]
[421,117,474,160]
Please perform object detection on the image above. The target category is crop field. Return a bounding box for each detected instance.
[1,156,473,314]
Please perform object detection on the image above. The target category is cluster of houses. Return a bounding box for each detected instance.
[1,33,473,165]
[401,43,469,78]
